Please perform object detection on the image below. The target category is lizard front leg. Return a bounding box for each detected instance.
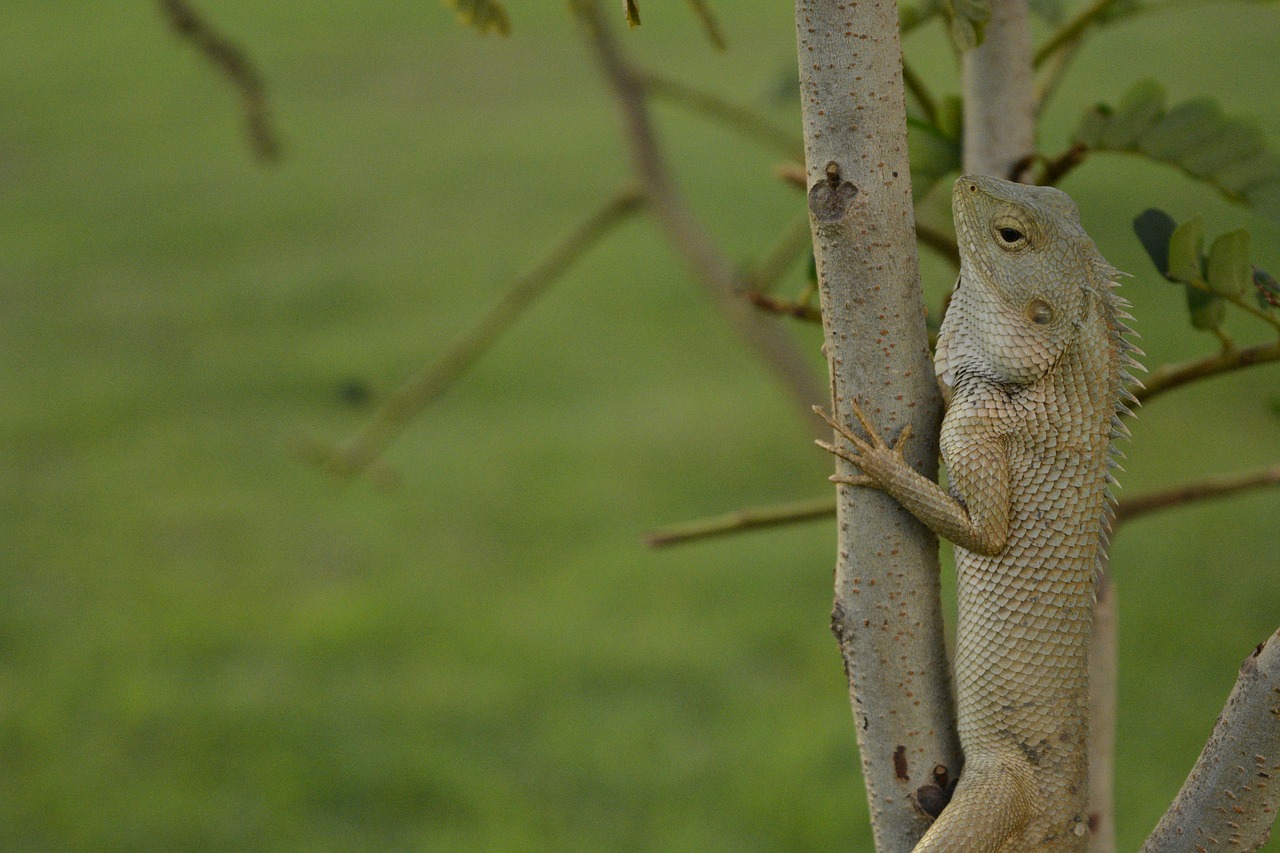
[814,401,1010,557]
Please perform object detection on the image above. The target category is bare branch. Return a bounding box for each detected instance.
[796,0,960,848]
[741,215,815,294]
[158,0,282,162]
[1114,463,1280,527]
[915,223,961,268]
[640,73,803,161]
[1141,628,1280,852]
[1136,339,1280,405]
[644,496,835,548]
[745,292,822,324]
[311,184,644,478]
[580,1,828,428]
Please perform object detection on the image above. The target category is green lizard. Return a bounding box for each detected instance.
[817,175,1140,851]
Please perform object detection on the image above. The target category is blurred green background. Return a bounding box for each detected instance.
[3,2,1278,850]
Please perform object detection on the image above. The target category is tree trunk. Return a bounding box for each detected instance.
[794,2,961,850]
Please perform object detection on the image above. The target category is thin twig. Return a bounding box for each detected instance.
[1114,462,1280,527]
[745,292,822,323]
[741,214,815,293]
[1135,339,1280,405]
[310,184,644,478]
[645,496,836,547]
[158,0,282,162]
[684,0,727,50]
[916,223,961,267]
[580,1,829,431]
[901,58,939,128]
[1032,0,1121,68]
[640,73,802,161]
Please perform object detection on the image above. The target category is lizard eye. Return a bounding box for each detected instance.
[1026,299,1054,325]
[992,216,1030,251]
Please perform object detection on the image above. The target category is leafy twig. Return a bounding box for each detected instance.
[644,497,836,547]
[311,184,644,479]
[1113,462,1280,527]
[158,0,282,162]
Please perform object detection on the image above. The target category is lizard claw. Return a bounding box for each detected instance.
[830,473,875,488]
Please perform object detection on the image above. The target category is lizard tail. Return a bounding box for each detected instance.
[913,757,1036,853]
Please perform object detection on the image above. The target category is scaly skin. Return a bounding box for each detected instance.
[817,176,1139,852]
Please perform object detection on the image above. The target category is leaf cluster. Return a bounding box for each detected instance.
[1133,209,1280,334]
[1076,80,1280,218]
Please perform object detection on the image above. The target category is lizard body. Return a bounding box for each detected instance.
[818,176,1139,851]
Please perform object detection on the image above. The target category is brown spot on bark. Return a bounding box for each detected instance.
[893,745,909,780]
[809,161,858,223]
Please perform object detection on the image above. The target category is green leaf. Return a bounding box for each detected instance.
[1186,285,1225,330]
[1137,97,1225,162]
[1132,208,1177,277]
[1073,85,1280,219]
[1206,230,1251,296]
[1099,79,1165,150]
[1245,180,1280,219]
[445,0,511,35]
[1181,121,1267,178]
[1167,216,1205,283]
[625,0,641,27]
[947,0,990,49]
[1215,151,1280,196]
[1073,105,1111,149]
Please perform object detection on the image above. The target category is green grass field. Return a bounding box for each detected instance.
[3,2,1279,850]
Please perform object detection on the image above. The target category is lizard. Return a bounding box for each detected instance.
[815,175,1140,851]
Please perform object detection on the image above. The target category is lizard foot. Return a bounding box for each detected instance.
[813,400,914,488]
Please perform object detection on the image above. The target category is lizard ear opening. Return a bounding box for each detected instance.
[1025,299,1054,326]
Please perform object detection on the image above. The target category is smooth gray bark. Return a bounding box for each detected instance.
[1141,628,1280,853]
[795,2,961,850]
[961,0,1036,178]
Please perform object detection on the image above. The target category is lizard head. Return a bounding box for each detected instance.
[944,175,1118,387]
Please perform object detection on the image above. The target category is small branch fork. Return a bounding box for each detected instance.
[158,0,282,162]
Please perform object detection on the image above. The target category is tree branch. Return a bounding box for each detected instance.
[1140,628,1280,852]
[158,0,282,162]
[1088,571,1118,853]
[309,183,644,478]
[1136,339,1280,405]
[644,496,835,548]
[962,0,1035,179]
[795,1,960,849]
[639,73,803,161]
[580,2,829,430]
[1113,463,1280,527]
